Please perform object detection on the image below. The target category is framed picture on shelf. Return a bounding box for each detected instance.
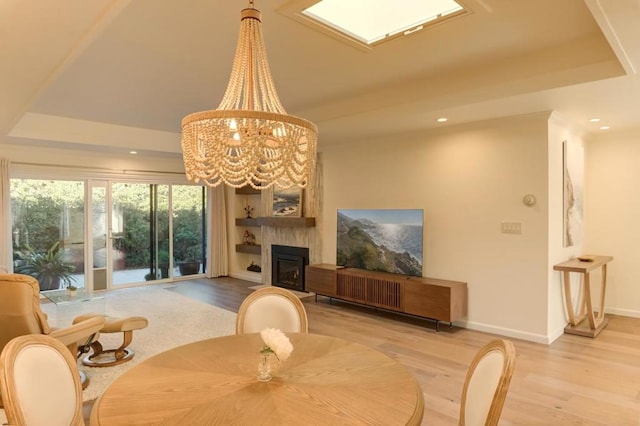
[271,187,302,217]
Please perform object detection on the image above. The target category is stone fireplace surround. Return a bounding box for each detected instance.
[258,157,322,285]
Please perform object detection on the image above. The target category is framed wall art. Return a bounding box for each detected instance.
[563,140,584,247]
[271,187,302,217]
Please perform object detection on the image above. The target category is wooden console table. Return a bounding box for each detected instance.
[553,255,613,337]
[305,264,467,331]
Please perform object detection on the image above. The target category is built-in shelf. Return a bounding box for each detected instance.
[235,217,316,227]
[236,218,260,226]
[257,217,315,227]
[235,244,261,254]
[235,186,261,195]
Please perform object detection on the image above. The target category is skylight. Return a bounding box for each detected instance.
[302,0,465,46]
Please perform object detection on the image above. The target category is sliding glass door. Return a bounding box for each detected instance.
[11,179,86,290]
[108,182,169,286]
[172,185,206,277]
[12,177,207,290]
[104,182,208,286]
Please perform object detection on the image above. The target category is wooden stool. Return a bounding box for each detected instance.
[73,314,148,367]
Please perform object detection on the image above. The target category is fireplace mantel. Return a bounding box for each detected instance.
[235,217,315,227]
[257,217,315,227]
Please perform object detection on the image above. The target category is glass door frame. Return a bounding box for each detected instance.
[87,179,207,290]
[89,180,174,290]
[10,165,207,291]
[87,180,109,291]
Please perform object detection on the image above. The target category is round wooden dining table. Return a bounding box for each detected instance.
[90,333,424,425]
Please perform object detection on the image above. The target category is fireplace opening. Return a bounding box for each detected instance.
[271,245,309,292]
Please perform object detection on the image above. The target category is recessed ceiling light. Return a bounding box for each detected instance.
[129,151,138,154]
[436,117,448,123]
[599,126,610,130]
[589,118,601,122]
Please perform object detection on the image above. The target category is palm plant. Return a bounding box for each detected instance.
[15,241,76,291]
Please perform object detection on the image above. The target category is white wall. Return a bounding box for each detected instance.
[547,113,586,340]
[585,129,640,317]
[320,113,552,342]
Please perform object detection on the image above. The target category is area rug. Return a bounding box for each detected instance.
[248,284,315,299]
[40,285,237,402]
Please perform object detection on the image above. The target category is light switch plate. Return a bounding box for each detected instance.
[501,222,522,234]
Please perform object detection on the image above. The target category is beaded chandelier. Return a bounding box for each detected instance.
[181,2,318,190]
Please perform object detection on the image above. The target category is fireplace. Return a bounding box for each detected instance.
[271,245,309,292]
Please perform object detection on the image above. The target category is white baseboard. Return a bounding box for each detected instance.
[457,320,557,345]
[547,326,566,344]
[471,308,640,345]
[606,307,640,318]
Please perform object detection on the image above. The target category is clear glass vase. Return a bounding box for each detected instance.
[257,352,272,382]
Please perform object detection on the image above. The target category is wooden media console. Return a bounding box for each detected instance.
[305,264,467,331]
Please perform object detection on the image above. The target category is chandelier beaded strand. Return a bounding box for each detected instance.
[180,2,318,190]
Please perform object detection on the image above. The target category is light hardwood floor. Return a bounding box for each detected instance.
[91,277,640,425]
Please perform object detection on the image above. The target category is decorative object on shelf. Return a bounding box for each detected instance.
[243,230,256,245]
[257,328,293,382]
[272,186,302,217]
[244,205,254,219]
[180,1,317,190]
[247,262,262,273]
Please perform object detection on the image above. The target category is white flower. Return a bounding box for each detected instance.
[260,328,293,361]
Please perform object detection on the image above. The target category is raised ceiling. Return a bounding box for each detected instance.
[2,0,639,158]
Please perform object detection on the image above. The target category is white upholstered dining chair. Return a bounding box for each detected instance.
[236,286,308,334]
[459,338,516,426]
[0,334,84,426]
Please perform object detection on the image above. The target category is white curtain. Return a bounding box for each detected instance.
[207,185,228,277]
[0,158,12,272]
